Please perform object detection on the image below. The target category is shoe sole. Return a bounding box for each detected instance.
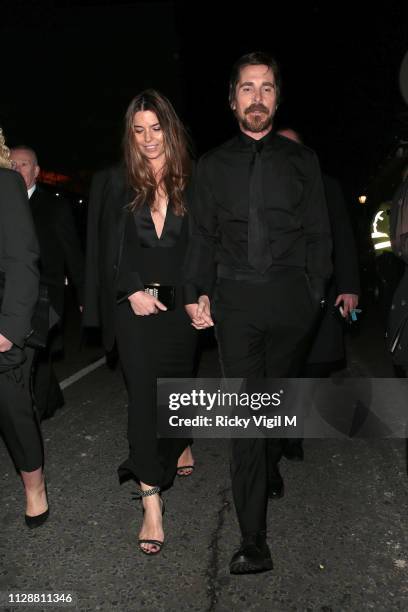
[230,559,273,574]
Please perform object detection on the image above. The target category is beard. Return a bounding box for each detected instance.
[238,103,274,133]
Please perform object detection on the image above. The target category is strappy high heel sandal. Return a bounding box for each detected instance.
[133,486,165,555]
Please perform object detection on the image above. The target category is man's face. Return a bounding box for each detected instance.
[232,64,278,134]
[10,149,39,190]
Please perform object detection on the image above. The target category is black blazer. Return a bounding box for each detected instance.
[30,186,84,316]
[0,169,40,346]
[83,166,132,351]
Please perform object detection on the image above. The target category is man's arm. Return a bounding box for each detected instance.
[56,197,85,305]
[0,171,40,347]
[302,152,333,298]
[324,176,360,315]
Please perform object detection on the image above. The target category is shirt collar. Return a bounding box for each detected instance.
[28,184,37,199]
[238,128,275,148]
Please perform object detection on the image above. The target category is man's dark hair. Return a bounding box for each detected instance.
[229,51,281,106]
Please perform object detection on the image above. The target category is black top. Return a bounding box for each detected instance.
[184,131,332,301]
[117,203,187,299]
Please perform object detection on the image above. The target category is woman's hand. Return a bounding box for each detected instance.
[128,291,167,316]
[185,295,213,329]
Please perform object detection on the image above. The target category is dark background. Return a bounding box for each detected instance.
[2,0,408,196]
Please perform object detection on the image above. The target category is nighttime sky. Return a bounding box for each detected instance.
[2,0,408,194]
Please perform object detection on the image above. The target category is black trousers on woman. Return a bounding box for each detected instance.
[0,347,43,472]
[116,291,196,489]
[213,269,318,537]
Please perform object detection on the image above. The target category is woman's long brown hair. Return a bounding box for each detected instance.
[123,89,191,215]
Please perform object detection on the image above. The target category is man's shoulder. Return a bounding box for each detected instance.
[274,134,316,158]
[198,136,240,165]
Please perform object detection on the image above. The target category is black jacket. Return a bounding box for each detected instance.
[0,169,40,346]
[83,167,132,351]
[30,186,84,316]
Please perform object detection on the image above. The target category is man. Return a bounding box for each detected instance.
[277,128,360,461]
[10,146,84,420]
[185,52,332,574]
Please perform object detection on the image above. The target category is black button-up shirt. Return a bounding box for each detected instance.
[184,131,332,302]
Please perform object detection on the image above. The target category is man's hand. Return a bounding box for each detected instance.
[185,295,213,329]
[128,290,167,316]
[335,293,359,317]
[0,333,13,352]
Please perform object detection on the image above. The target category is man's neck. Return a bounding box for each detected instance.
[239,124,273,141]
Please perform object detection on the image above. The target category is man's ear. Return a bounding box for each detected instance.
[34,165,40,179]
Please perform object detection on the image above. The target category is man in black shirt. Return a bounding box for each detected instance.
[185,52,332,574]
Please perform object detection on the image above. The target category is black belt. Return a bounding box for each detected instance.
[217,264,295,282]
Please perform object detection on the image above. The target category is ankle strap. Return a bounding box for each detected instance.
[133,486,160,499]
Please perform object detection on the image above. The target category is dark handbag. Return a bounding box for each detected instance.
[144,283,176,310]
[0,272,57,349]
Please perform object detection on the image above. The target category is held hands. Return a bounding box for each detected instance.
[0,333,13,352]
[185,295,213,330]
[128,290,167,316]
[335,293,359,317]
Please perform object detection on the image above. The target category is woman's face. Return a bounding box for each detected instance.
[132,110,165,163]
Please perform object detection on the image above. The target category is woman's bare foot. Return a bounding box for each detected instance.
[177,446,195,477]
[138,491,164,554]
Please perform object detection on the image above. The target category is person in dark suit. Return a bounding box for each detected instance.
[84,90,201,555]
[184,53,332,574]
[10,146,84,420]
[0,131,48,527]
[277,128,360,463]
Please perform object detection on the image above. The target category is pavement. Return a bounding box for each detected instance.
[1,294,408,612]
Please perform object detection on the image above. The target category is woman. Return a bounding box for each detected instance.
[0,128,48,528]
[84,90,208,554]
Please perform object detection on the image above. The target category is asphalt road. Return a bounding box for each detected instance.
[1,294,408,612]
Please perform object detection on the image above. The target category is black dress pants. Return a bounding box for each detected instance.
[214,269,318,537]
[115,295,196,489]
[33,344,65,421]
[0,347,43,472]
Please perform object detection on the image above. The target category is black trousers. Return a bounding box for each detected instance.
[0,347,43,472]
[33,345,65,421]
[213,270,318,537]
[115,295,197,489]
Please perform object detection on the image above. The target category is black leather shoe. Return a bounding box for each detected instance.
[283,441,304,462]
[230,534,273,574]
[268,467,284,499]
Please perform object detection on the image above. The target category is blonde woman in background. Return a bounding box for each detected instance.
[0,129,48,528]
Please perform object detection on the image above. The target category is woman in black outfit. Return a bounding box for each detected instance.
[0,129,48,528]
[84,91,208,554]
